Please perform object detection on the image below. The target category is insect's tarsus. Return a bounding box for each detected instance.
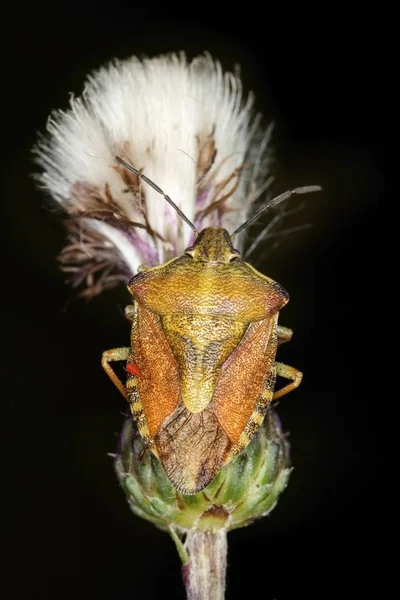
[231,185,322,238]
[115,156,198,235]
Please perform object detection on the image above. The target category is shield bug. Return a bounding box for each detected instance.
[102,157,320,495]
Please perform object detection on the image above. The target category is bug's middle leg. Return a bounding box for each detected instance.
[277,325,293,345]
[102,347,130,399]
[272,362,303,400]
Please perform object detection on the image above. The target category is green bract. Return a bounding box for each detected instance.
[115,409,291,535]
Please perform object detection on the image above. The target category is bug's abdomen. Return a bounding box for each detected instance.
[162,314,247,413]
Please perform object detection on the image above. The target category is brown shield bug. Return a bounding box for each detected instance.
[102,157,320,495]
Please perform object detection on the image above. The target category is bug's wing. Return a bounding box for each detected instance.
[130,304,232,495]
[155,404,230,495]
[130,305,181,439]
[153,316,278,495]
[213,315,278,450]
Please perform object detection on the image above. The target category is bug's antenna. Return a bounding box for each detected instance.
[231,185,322,238]
[115,156,198,235]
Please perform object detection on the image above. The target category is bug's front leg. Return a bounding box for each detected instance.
[102,347,130,399]
[272,362,303,400]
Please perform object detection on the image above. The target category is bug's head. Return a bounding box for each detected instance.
[185,227,241,264]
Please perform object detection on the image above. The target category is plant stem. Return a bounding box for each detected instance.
[182,530,228,600]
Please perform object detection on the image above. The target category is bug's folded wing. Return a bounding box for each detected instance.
[155,404,230,495]
[214,317,278,447]
[131,306,181,438]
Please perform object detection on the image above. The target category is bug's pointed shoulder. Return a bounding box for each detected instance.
[126,254,185,293]
[243,260,290,309]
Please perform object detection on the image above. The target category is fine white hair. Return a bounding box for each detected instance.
[34,52,273,295]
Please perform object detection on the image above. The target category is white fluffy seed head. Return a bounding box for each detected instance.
[34,52,274,297]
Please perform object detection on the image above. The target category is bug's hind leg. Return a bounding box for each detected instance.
[102,347,130,399]
[272,362,303,400]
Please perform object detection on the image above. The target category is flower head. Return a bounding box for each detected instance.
[34,53,274,297]
[116,409,291,536]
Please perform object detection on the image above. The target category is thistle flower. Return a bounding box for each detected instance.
[34,52,295,599]
[117,410,290,533]
[117,410,290,599]
[34,52,275,298]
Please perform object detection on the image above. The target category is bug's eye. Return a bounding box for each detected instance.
[185,246,195,257]
[229,249,241,262]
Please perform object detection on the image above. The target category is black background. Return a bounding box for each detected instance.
[2,4,381,599]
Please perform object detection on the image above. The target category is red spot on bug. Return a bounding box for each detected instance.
[126,363,141,377]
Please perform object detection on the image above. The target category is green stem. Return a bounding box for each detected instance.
[182,530,228,600]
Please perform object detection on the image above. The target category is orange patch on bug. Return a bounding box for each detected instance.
[130,305,180,438]
[214,317,278,445]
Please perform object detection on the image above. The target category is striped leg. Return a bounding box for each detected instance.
[272,362,303,400]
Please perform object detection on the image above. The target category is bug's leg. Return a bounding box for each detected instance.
[102,347,130,399]
[125,304,135,321]
[277,325,293,345]
[272,362,303,400]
